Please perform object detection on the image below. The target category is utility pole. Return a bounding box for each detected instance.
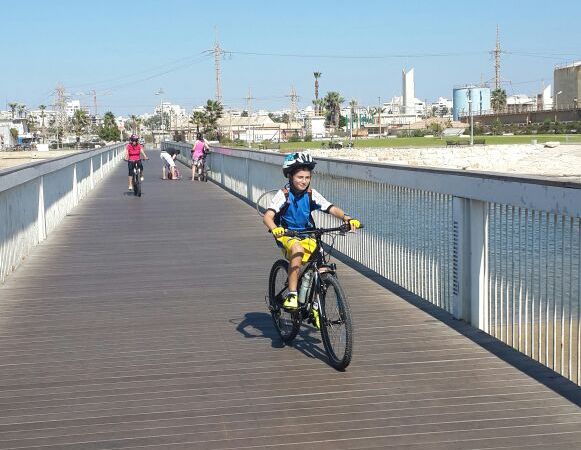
[494,25,501,91]
[289,85,298,122]
[245,87,254,146]
[55,85,68,150]
[214,29,223,104]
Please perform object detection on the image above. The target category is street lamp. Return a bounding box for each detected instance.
[555,90,563,110]
[555,90,562,122]
[467,93,474,146]
[155,88,164,145]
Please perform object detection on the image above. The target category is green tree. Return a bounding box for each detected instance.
[125,114,141,134]
[190,110,206,132]
[491,88,507,113]
[98,111,120,141]
[428,122,444,136]
[241,110,249,117]
[72,109,90,141]
[202,100,223,137]
[323,91,344,127]
[491,118,503,135]
[17,104,27,119]
[349,99,358,130]
[313,72,322,114]
[8,103,18,119]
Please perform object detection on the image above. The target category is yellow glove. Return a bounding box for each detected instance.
[349,219,361,230]
[272,226,286,238]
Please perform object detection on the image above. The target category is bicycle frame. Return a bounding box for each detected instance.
[284,224,349,315]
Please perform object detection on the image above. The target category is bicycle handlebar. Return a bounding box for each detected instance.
[273,223,364,238]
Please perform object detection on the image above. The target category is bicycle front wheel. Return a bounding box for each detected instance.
[268,259,300,344]
[319,274,353,370]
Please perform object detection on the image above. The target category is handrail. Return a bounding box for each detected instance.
[0,143,125,283]
[163,140,581,386]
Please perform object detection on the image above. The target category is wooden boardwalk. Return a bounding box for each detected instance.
[0,152,580,449]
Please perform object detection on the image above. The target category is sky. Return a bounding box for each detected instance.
[2,0,580,116]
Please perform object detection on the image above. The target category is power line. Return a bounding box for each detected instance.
[225,50,489,59]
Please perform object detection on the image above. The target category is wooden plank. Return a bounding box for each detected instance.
[0,152,579,449]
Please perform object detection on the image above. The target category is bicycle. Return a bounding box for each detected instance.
[266,222,362,370]
[194,153,210,182]
[129,159,145,197]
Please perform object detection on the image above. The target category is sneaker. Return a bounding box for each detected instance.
[311,307,321,330]
[128,186,133,191]
[282,293,298,310]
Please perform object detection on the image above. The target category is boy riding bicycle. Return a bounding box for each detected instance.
[263,152,361,327]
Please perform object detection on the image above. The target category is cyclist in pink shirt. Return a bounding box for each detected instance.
[191,133,210,181]
[124,134,149,190]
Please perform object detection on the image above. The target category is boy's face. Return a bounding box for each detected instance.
[290,169,311,191]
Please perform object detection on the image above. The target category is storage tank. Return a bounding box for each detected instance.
[453,86,491,120]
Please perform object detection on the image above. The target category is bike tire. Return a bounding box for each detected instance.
[268,259,300,344]
[319,274,353,370]
[133,174,140,196]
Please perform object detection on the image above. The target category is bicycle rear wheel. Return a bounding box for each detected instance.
[319,274,353,370]
[268,259,300,344]
[133,171,141,197]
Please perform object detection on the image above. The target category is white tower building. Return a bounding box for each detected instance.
[402,68,415,115]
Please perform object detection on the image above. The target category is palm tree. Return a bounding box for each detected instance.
[203,100,223,138]
[17,104,27,119]
[323,91,344,128]
[8,103,18,119]
[39,105,47,143]
[313,72,322,114]
[349,99,358,131]
[491,88,507,113]
[72,109,90,145]
[190,110,206,132]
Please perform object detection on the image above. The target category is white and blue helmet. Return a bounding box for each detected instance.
[282,152,316,177]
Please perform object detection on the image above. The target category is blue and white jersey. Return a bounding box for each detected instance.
[267,188,332,231]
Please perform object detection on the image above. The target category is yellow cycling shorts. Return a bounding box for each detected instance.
[276,237,317,263]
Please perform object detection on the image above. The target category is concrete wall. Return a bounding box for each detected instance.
[466,108,581,125]
[0,144,124,283]
[554,64,581,109]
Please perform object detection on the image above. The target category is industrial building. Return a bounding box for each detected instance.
[554,61,581,110]
[452,86,491,120]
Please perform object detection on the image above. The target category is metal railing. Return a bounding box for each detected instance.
[163,141,581,385]
[0,144,125,283]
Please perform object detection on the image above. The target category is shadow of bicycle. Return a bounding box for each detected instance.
[234,312,328,364]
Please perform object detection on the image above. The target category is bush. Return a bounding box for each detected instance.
[288,133,301,142]
[304,133,313,142]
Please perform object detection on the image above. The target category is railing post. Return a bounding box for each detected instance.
[37,176,46,243]
[245,157,251,201]
[73,164,78,207]
[90,158,94,189]
[452,197,489,330]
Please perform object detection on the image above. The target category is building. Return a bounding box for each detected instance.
[506,94,536,113]
[536,85,553,110]
[65,100,88,118]
[452,86,491,120]
[402,68,415,114]
[217,114,302,143]
[430,97,453,117]
[554,61,581,109]
[305,116,326,139]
